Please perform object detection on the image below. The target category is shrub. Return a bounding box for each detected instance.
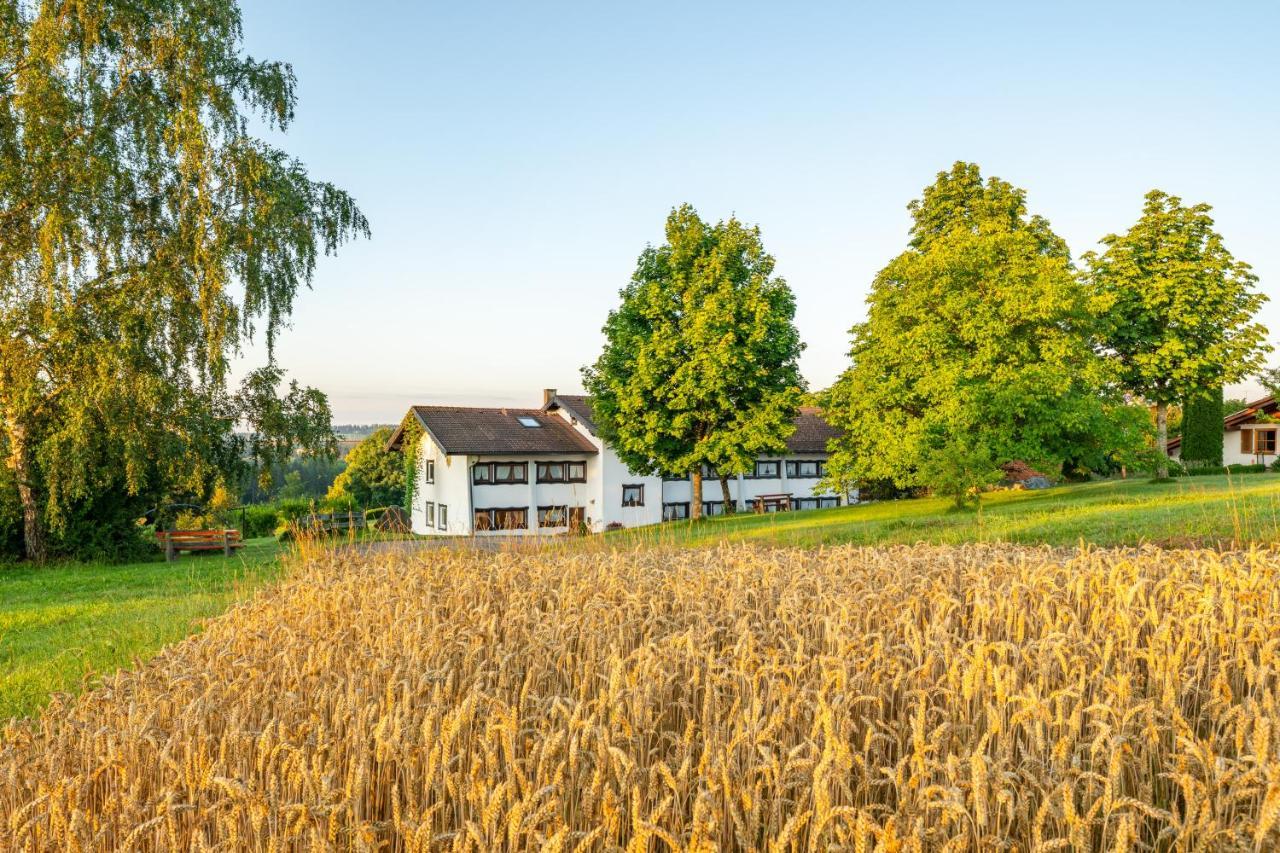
[240,505,283,539]
[1143,450,1186,479]
[920,440,1002,509]
[274,499,317,525]
[52,489,155,563]
[0,466,20,561]
[854,478,914,502]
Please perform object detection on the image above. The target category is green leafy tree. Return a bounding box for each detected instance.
[920,439,1003,510]
[1257,369,1280,400]
[327,428,405,509]
[583,205,806,518]
[0,2,367,560]
[1180,386,1224,467]
[1224,397,1251,415]
[236,366,337,494]
[1084,191,1268,478]
[824,162,1138,494]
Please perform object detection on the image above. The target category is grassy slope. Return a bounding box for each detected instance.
[616,473,1280,549]
[0,538,284,720]
[5,475,1278,720]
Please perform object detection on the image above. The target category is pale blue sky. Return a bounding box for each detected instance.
[236,1,1280,422]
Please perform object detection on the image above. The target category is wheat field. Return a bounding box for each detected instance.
[3,543,1280,851]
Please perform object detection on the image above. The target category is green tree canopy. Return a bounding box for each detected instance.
[326,428,405,509]
[1083,190,1268,477]
[236,366,337,494]
[0,1,367,559]
[583,204,806,517]
[824,162,1142,495]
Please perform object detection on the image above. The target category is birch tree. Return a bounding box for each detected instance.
[0,1,367,559]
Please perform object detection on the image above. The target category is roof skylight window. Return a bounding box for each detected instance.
[517,416,542,428]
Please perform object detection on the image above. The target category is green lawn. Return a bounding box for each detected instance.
[616,473,1280,550]
[0,537,285,720]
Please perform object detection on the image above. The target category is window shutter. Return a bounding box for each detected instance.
[1242,430,1254,453]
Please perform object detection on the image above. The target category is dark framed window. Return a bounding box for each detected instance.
[751,460,781,479]
[785,460,825,479]
[425,501,435,527]
[538,505,568,527]
[493,462,526,484]
[1259,430,1278,454]
[537,461,587,483]
[663,502,690,521]
[621,484,645,507]
[794,496,837,510]
[473,462,528,484]
[438,504,447,530]
[425,459,435,484]
[475,507,528,530]
[702,501,725,516]
[662,472,689,482]
[700,464,719,479]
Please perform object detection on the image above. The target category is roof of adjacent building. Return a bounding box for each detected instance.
[1166,394,1276,452]
[544,394,598,434]
[387,406,598,456]
[788,406,841,453]
[545,396,839,454]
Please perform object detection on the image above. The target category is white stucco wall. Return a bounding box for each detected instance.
[659,454,844,514]
[1225,426,1277,467]
[469,454,599,536]
[1172,426,1279,467]
[546,405,663,531]
[436,404,855,534]
[408,432,471,536]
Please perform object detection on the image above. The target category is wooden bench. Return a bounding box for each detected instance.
[156,529,243,561]
[751,494,793,513]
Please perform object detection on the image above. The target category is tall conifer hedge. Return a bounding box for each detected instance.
[1180,387,1224,466]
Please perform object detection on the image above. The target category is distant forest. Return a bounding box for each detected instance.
[333,424,396,440]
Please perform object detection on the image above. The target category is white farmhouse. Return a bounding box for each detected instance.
[1167,395,1280,466]
[387,389,847,536]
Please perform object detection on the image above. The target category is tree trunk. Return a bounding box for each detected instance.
[5,417,47,563]
[690,469,703,520]
[1155,401,1169,479]
[719,475,735,514]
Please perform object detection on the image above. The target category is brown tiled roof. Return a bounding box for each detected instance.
[787,407,840,454]
[389,406,597,456]
[1167,394,1277,452]
[543,397,839,454]
[544,394,598,435]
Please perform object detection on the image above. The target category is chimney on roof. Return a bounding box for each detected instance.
[543,388,557,406]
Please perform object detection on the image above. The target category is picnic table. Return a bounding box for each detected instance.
[751,494,793,513]
[156,529,243,561]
